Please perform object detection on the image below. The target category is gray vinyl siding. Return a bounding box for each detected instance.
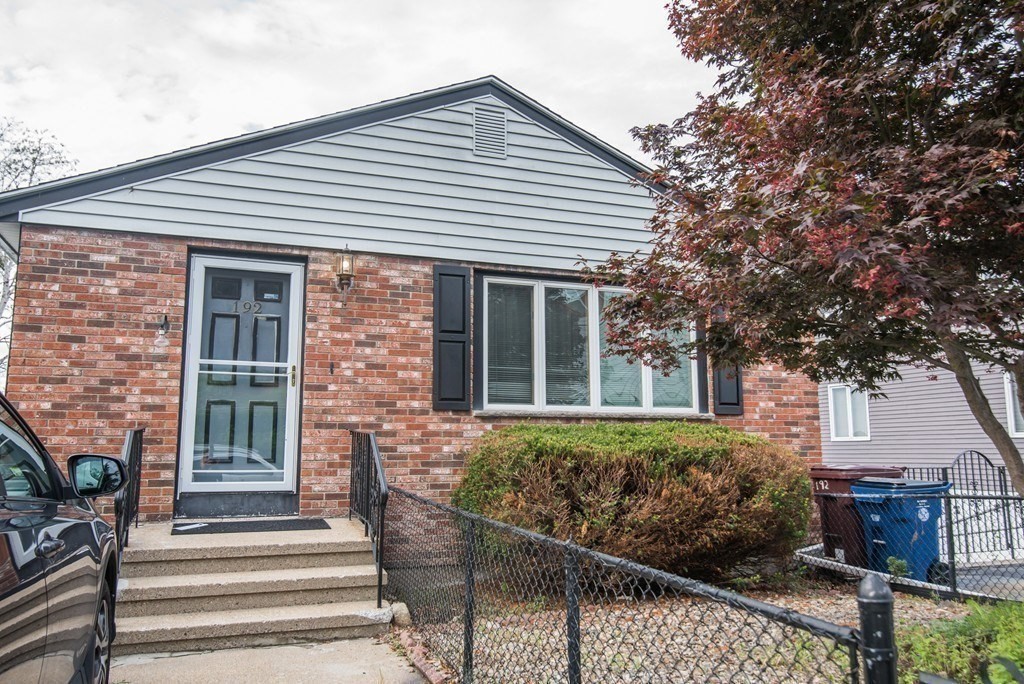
[20,96,655,270]
[0,222,18,256]
[819,364,1024,468]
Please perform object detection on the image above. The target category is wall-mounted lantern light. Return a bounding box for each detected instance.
[336,246,358,305]
[155,314,170,347]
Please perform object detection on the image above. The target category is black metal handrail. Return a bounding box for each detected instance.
[114,427,145,565]
[348,430,389,608]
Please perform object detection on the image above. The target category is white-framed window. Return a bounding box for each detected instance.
[482,277,699,413]
[828,384,870,441]
[1005,374,1024,438]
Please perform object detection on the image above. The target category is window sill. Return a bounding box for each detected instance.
[474,409,716,420]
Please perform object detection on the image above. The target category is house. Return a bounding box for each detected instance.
[0,76,821,521]
[820,365,1024,470]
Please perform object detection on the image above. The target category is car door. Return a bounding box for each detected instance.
[35,498,106,683]
[0,396,110,684]
[0,402,64,684]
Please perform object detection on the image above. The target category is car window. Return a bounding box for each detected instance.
[0,405,57,500]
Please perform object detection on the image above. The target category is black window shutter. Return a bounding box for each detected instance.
[714,365,743,415]
[433,265,472,410]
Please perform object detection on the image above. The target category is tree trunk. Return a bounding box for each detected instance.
[940,339,1024,497]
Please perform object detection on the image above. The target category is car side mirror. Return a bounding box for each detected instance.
[67,454,128,499]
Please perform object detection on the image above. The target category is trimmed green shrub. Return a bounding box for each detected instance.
[452,422,811,580]
[898,601,1024,684]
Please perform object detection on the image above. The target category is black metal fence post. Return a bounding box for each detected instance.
[999,468,1016,559]
[858,574,897,684]
[942,493,959,596]
[565,543,582,684]
[463,519,476,683]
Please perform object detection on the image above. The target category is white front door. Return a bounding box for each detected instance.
[179,254,304,494]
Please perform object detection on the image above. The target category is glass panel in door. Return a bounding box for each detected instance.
[191,267,291,485]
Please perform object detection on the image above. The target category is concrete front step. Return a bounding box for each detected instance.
[117,564,385,617]
[122,547,375,577]
[112,518,392,654]
[120,518,375,577]
[113,600,393,655]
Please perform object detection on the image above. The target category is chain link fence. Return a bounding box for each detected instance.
[799,489,1024,602]
[384,487,865,683]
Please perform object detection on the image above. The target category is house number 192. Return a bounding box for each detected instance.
[232,301,263,313]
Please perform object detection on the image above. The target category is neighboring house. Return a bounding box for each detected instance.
[0,77,820,520]
[820,364,1024,468]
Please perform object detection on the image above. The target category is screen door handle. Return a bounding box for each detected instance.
[290,365,296,387]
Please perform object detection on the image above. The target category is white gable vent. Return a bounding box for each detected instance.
[473,106,507,158]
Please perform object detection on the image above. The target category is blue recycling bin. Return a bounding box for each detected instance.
[850,478,952,583]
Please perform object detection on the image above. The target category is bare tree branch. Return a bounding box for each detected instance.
[0,116,77,381]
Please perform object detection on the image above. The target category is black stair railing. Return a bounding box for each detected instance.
[348,430,389,608]
[114,427,145,565]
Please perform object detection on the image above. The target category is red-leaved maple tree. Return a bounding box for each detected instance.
[586,0,1024,494]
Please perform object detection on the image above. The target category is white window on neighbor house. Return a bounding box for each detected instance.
[828,384,870,441]
[483,278,699,413]
[1005,375,1024,438]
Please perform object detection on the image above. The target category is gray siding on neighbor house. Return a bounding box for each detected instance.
[819,364,1024,468]
[19,96,655,270]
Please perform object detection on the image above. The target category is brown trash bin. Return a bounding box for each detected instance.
[810,465,903,567]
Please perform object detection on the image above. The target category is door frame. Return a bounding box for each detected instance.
[177,253,305,495]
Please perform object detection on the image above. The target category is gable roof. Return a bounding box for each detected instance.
[0,76,654,222]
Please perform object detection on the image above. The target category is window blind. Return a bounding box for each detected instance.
[599,291,641,407]
[544,287,590,406]
[487,283,534,404]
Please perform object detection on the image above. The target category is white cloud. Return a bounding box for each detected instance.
[0,0,715,173]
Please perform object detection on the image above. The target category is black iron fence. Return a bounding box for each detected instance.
[348,429,389,608]
[383,486,880,683]
[800,490,1024,602]
[904,450,1013,497]
[113,427,144,563]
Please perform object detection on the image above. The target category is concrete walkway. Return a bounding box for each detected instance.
[111,638,426,683]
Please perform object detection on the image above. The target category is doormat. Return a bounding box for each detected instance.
[171,518,331,535]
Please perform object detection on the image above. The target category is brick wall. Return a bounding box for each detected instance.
[715,364,822,463]
[8,225,820,520]
[9,229,186,519]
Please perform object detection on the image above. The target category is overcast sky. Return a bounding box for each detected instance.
[1,0,714,175]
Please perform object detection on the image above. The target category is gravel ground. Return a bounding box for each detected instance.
[402,579,969,683]
[748,581,969,631]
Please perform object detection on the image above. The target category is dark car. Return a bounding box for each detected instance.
[0,392,127,684]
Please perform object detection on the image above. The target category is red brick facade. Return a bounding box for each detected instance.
[7,225,821,520]
[716,363,822,462]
